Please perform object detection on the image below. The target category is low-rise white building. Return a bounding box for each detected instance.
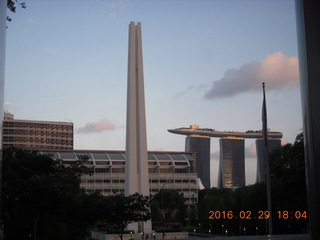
[41,150,199,204]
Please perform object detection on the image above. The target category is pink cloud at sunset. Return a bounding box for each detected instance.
[204,52,299,100]
[77,118,121,134]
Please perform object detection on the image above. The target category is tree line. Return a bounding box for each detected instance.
[1,147,151,240]
[196,132,308,236]
[1,133,308,239]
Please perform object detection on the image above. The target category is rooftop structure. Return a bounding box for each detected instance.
[168,125,283,139]
[169,125,282,188]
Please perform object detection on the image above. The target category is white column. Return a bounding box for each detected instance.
[125,21,151,234]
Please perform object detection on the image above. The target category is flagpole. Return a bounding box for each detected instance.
[262,82,273,235]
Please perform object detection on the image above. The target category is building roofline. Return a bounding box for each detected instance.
[3,112,73,125]
[40,149,196,155]
[4,118,73,125]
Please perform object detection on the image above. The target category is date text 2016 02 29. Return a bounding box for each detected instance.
[208,210,307,220]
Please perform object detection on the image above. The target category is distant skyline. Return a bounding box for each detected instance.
[4,0,301,187]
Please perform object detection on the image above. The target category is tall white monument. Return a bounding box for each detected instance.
[125,22,151,233]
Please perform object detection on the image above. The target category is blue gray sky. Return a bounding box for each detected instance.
[5,0,301,187]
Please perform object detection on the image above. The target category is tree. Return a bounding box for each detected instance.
[195,133,308,236]
[233,183,268,235]
[1,147,95,240]
[270,132,308,234]
[7,0,26,23]
[7,0,26,13]
[198,188,235,234]
[100,193,151,240]
[1,148,153,240]
[152,189,186,225]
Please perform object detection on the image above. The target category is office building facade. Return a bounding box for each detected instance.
[185,135,210,188]
[2,113,73,150]
[218,137,245,189]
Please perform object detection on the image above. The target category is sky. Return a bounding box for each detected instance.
[4,0,302,187]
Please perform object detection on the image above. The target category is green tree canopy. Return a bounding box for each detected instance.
[196,133,308,236]
[152,189,186,224]
[1,147,152,240]
[270,132,308,234]
[99,193,151,240]
[1,147,95,240]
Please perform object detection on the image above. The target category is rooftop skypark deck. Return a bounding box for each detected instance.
[168,125,283,139]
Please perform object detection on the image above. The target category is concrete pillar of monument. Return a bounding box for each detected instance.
[125,21,152,234]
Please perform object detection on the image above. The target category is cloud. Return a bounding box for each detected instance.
[204,52,299,100]
[77,118,122,134]
[174,84,208,98]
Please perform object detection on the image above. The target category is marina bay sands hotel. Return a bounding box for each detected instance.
[168,125,282,189]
